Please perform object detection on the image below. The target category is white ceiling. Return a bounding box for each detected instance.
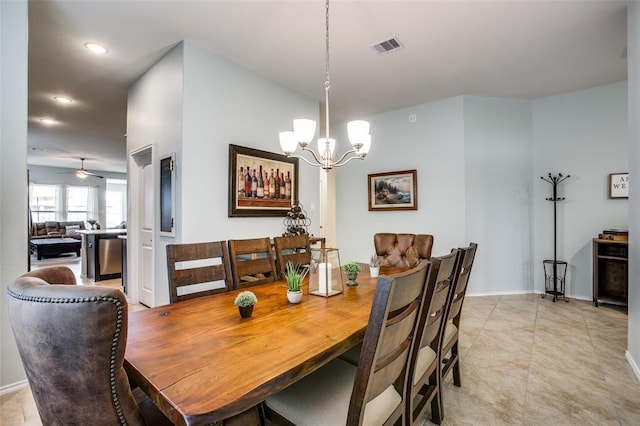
[27,0,628,174]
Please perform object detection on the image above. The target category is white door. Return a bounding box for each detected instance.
[138,160,154,306]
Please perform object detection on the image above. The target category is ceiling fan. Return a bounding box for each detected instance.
[73,158,104,179]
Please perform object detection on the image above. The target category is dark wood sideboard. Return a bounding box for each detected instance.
[592,238,628,307]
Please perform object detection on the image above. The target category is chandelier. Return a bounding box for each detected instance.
[279,0,371,170]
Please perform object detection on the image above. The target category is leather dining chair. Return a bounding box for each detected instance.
[374,233,434,269]
[263,261,429,425]
[441,242,478,388]
[5,266,173,426]
[273,234,311,278]
[228,237,278,289]
[406,250,460,425]
[166,241,233,303]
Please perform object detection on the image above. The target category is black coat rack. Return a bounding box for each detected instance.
[540,173,570,302]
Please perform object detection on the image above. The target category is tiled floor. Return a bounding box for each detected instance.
[2,258,639,425]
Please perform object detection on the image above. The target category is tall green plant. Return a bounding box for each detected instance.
[283,261,308,292]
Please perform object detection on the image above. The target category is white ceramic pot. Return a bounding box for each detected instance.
[287,290,303,304]
[370,266,380,278]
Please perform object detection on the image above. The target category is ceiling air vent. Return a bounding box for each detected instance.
[371,37,404,55]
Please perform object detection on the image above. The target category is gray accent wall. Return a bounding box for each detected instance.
[336,84,628,302]
[627,0,640,380]
[1,0,29,390]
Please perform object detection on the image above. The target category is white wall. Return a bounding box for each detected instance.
[532,82,628,300]
[127,41,319,306]
[28,165,126,227]
[464,96,533,295]
[626,0,640,380]
[1,0,29,390]
[335,97,466,264]
[127,43,185,307]
[181,41,319,242]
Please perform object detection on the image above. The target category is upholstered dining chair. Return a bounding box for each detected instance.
[5,266,173,426]
[263,261,429,425]
[440,242,478,388]
[166,241,233,303]
[406,250,460,425]
[273,234,311,277]
[228,237,278,289]
[374,233,434,269]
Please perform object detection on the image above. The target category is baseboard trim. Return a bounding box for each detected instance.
[626,351,640,382]
[0,380,28,396]
[466,289,592,301]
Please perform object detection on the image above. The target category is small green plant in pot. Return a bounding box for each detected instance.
[283,261,308,303]
[234,291,257,318]
[343,262,362,286]
[369,254,380,278]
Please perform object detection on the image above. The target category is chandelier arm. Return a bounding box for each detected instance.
[329,148,357,166]
[300,145,326,165]
[287,151,327,168]
[333,154,365,168]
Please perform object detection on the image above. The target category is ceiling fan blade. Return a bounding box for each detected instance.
[86,172,105,179]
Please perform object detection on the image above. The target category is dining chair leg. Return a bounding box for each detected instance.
[431,369,444,425]
[451,342,461,387]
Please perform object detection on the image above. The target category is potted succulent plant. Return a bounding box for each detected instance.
[283,261,308,304]
[234,291,257,318]
[369,254,380,278]
[343,262,362,286]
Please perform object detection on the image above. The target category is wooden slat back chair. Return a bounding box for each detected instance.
[264,261,429,425]
[6,266,173,426]
[406,250,460,425]
[441,242,478,387]
[273,234,311,278]
[166,241,233,304]
[228,237,278,289]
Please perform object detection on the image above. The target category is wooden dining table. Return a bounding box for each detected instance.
[124,267,400,426]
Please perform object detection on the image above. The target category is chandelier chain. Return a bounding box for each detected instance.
[325,0,330,91]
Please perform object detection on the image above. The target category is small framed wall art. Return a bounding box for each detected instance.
[228,144,299,217]
[368,169,418,211]
[609,172,628,199]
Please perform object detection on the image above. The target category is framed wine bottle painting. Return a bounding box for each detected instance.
[228,144,299,217]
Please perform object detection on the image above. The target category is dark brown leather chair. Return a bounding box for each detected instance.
[5,266,172,426]
[374,233,434,269]
[406,250,460,425]
[441,242,478,387]
[228,237,278,289]
[273,234,311,278]
[166,241,232,303]
[264,261,429,425]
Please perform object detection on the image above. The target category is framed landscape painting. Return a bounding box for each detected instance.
[228,144,299,217]
[368,169,418,211]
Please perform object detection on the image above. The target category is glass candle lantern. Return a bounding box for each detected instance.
[309,247,343,297]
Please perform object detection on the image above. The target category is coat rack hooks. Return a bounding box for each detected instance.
[540,172,570,302]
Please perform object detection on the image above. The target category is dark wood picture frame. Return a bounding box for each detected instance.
[229,144,299,217]
[609,172,628,199]
[368,169,418,211]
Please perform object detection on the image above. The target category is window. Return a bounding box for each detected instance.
[106,179,127,228]
[30,184,94,224]
[67,186,89,222]
[30,184,57,222]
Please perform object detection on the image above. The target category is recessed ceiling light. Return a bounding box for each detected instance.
[54,96,72,104]
[40,118,58,125]
[84,42,108,54]
[53,96,73,105]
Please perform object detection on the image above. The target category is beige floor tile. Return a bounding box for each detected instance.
[524,388,619,426]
